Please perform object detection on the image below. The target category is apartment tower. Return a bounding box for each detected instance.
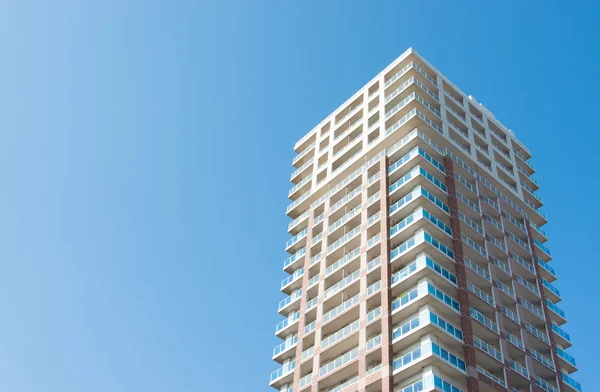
[270,48,581,392]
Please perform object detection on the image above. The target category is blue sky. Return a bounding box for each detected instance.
[0,1,598,391]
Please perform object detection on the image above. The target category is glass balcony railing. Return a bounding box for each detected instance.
[538,259,556,277]
[298,372,312,389]
[464,256,491,281]
[319,347,359,377]
[321,319,360,349]
[288,174,313,197]
[428,283,461,312]
[292,142,315,165]
[471,307,498,333]
[542,278,560,297]
[367,280,381,296]
[474,335,503,362]
[432,342,466,372]
[278,289,302,311]
[325,247,360,276]
[505,331,525,351]
[327,225,361,253]
[503,212,526,232]
[281,267,304,289]
[467,281,495,307]
[489,235,507,253]
[530,347,555,371]
[462,234,487,258]
[533,375,559,392]
[430,311,463,341]
[273,335,298,357]
[483,214,501,233]
[301,345,315,362]
[290,158,314,181]
[533,238,552,256]
[424,232,455,259]
[556,346,577,367]
[309,252,321,266]
[496,280,515,299]
[283,248,306,270]
[392,314,421,342]
[520,297,545,321]
[477,366,506,387]
[288,210,309,231]
[275,311,299,334]
[551,322,571,343]
[481,194,499,212]
[329,185,362,213]
[367,233,381,248]
[366,306,381,323]
[530,221,547,237]
[492,257,511,275]
[330,376,359,392]
[507,231,530,252]
[390,207,452,238]
[305,296,318,311]
[335,104,363,126]
[328,205,361,233]
[524,321,550,345]
[366,364,381,377]
[562,372,582,392]
[393,343,424,371]
[546,299,566,319]
[511,252,535,275]
[324,269,360,300]
[307,273,319,288]
[322,293,359,323]
[270,360,295,384]
[303,320,316,334]
[516,274,540,297]
[367,256,381,271]
[308,229,321,248]
[366,334,382,351]
[286,229,308,249]
[501,304,520,324]
[508,358,529,379]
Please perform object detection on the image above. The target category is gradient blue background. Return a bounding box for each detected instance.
[0,1,598,391]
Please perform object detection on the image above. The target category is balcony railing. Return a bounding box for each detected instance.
[319,347,359,377]
[471,307,499,333]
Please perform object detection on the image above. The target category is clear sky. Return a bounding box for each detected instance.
[0,1,598,391]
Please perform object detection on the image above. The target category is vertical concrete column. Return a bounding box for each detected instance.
[442,156,480,392]
[377,156,394,392]
[357,169,370,388]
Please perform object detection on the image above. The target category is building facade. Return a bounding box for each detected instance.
[270,48,581,392]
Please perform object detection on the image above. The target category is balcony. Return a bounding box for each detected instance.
[283,247,306,272]
[556,346,577,372]
[551,322,572,348]
[541,278,561,302]
[562,372,582,392]
[275,311,299,337]
[272,335,298,360]
[285,229,307,252]
[292,142,315,166]
[546,299,567,325]
[278,289,302,313]
[519,297,545,322]
[471,307,498,335]
[281,267,304,293]
[533,374,559,392]
[269,360,295,388]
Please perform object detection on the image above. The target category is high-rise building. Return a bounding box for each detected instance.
[270,48,580,392]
